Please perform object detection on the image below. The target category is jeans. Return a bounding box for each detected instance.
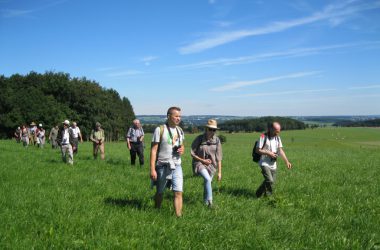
[199,168,213,204]
[256,165,277,197]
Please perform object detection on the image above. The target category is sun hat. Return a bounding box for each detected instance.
[30,122,36,126]
[63,120,70,125]
[205,119,219,130]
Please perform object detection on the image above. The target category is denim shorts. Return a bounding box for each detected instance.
[156,163,183,194]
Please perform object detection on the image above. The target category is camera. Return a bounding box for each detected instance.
[271,154,278,162]
[172,145,180,153]
[168,159,176,170]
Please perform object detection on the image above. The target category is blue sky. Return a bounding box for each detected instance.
[1,0,380,116]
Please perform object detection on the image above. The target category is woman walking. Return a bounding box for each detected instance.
[190,119,222,207]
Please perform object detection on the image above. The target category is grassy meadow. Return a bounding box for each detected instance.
[1,127,379,249]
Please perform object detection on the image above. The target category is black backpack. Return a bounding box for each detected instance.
[252,134,267,162]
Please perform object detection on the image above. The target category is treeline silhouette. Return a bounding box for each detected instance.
[0,71,135,140]
[219,116,306,132]
[334,119,380,127]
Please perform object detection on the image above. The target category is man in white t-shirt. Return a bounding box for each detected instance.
[70,122,83,154]
[150,107,185,217]
[255,122,292,198]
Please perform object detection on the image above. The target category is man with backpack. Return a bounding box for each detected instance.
[255,122,292,198]
[150,107,185,217]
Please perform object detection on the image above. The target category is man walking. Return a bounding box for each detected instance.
[150,107,185,217]
[70,122,83,154]
[255,122,292,198]
[49,124,59,149]
[57,120,74,165]
[126,119,145,166]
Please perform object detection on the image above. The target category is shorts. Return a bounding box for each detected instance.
[156,163,183,194]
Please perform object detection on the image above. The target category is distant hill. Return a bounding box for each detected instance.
[333,118,380,127]
[138,115,380,127]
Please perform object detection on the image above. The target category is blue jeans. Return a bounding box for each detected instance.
[199,168,213,204]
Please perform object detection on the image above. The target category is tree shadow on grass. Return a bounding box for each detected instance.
[219,186,257,199]
[104,197,146,210]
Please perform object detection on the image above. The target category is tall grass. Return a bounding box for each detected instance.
[0,127,379,249]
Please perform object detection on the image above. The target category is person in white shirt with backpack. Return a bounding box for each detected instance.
[150,107,185,217]
[255,122,292,198]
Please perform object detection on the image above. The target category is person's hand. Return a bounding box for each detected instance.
[203,159,212,165]
[150,169,157,181]
[286,161,292,169]
[268,151,277,159]
[177,146,184,155]
[217,172,222,181]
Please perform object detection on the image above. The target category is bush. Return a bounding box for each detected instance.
[218,134,227,144]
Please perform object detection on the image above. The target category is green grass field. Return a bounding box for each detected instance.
[1,127,380,249]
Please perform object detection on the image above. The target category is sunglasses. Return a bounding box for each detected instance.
[208,128,217,132]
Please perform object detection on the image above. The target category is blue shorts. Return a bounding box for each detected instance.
[156,163,183,194]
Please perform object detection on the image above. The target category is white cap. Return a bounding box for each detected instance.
[63,120,70,125]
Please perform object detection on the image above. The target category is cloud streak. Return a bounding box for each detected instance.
[231,88,336,98]
[1,0,67,18]
[348,84,380,90]
[179,1,380,54]
[210,71,321,92]
[176,41,380,69]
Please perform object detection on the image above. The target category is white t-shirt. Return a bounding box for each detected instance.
[62,128,70,145]
[71,127,81,138]
[258,134,283,170]
[152,125,184,165]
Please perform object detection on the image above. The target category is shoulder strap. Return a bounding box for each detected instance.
[159,125,164,143]
[261,134,267,150]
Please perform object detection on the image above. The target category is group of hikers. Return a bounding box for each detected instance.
[129,106,292,217]
[13,106,292,217]
[14,120,105,164]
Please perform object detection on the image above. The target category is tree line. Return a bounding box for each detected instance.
[0,71,135,140]
[219,116,306,132]
[333,119,380,127]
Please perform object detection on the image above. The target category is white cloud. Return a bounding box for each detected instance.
[1,9,34,18]
[176,41,380,69]
[107,70,143,77]
[232,88,336,98]
[140,56,158,66]
[348,84,380,90]
[1,0,68,18]
[210,71,321,92]
[179,1,380,54]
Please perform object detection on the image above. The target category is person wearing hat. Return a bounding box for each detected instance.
[29,122,37,146]
[190,119,223,208]
[90,122,105,160]
[57,120,74,165]
[36,123,46,148]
